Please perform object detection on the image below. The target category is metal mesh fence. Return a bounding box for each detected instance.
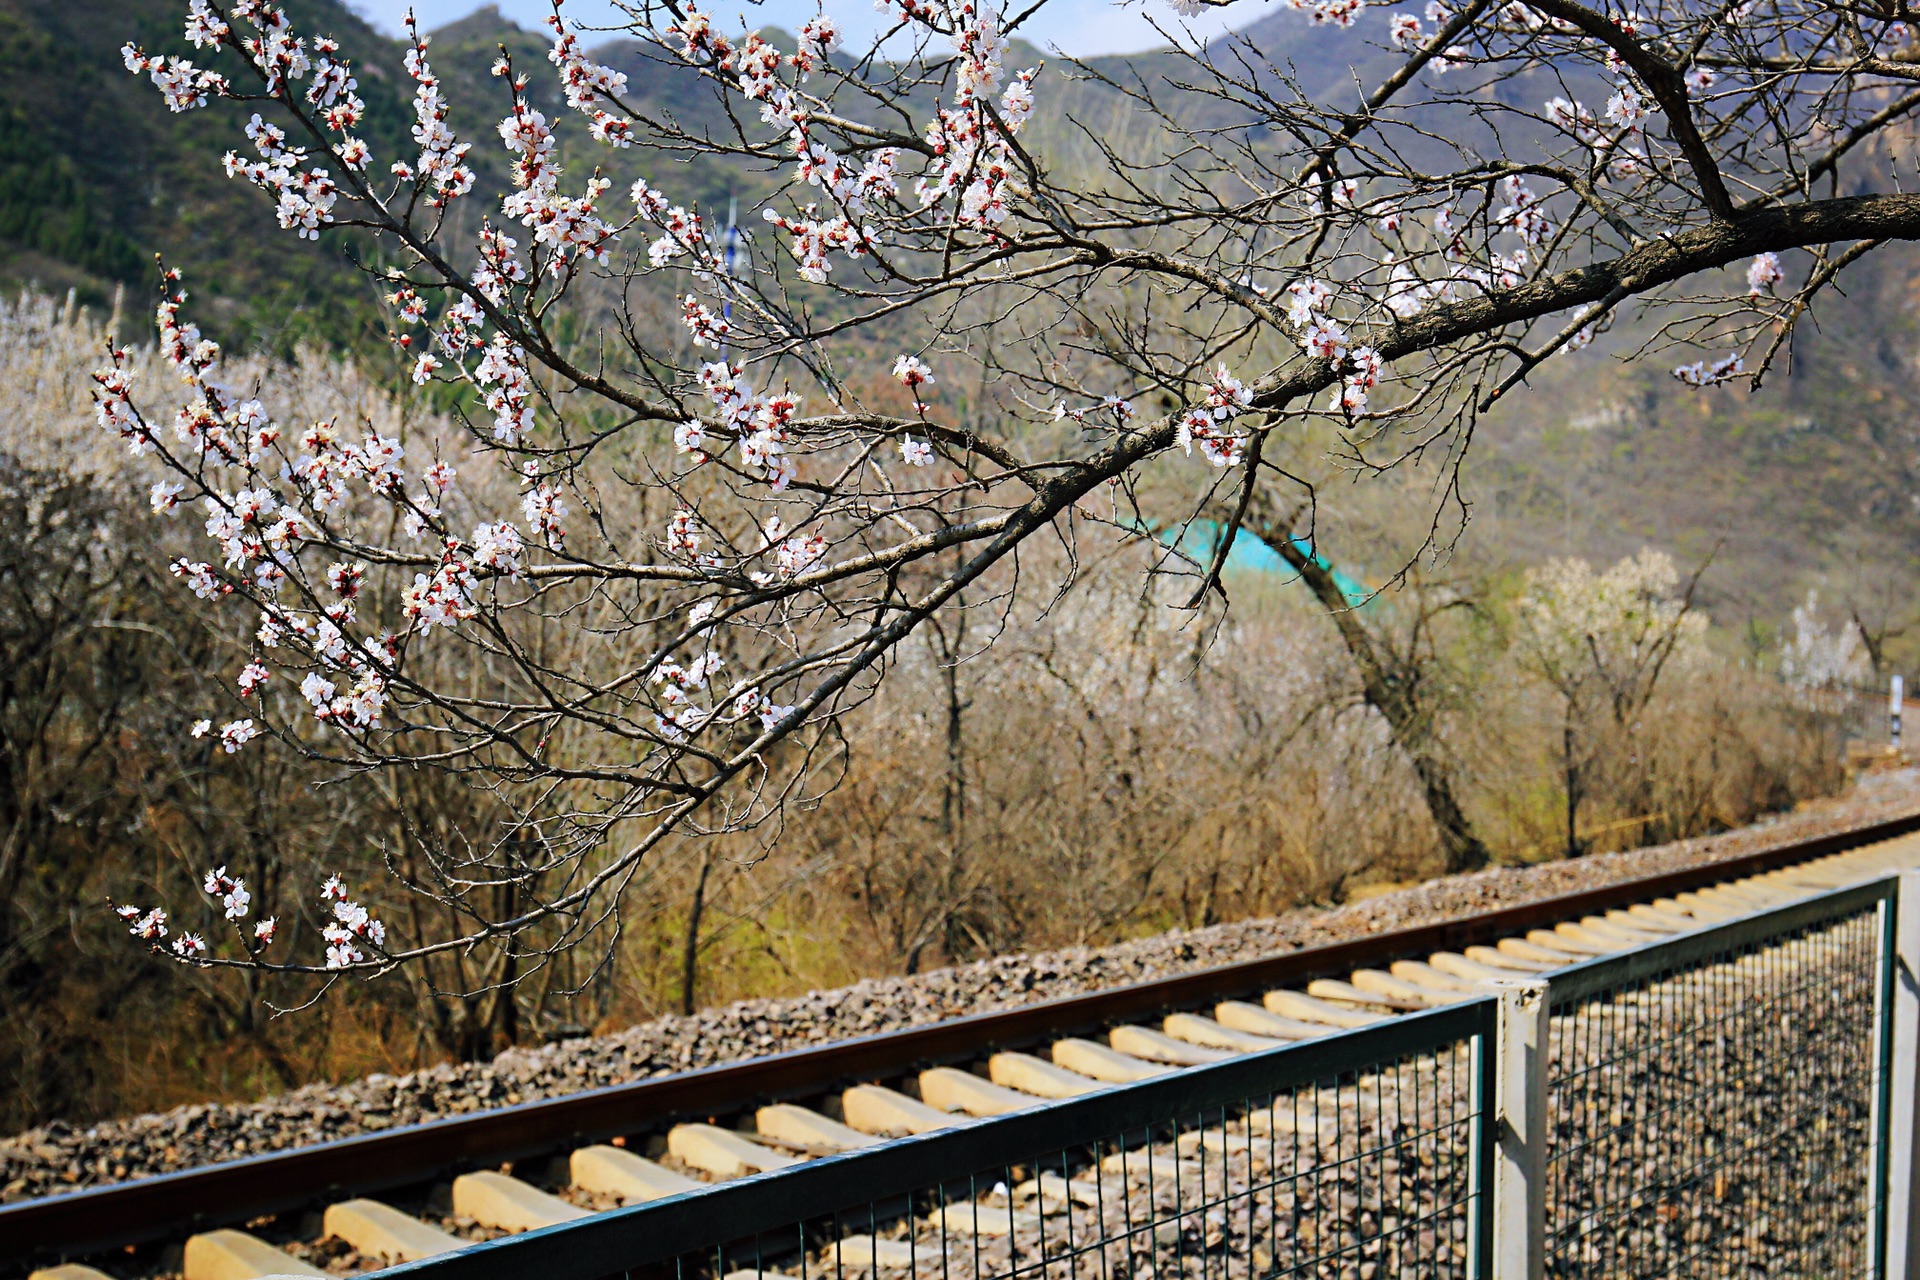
[387,1005,1494,1280]
[671,1033,1483,1280]
[1542,894,1888,1278]
[382,879,1902,1280]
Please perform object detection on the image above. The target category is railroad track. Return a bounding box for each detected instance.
[9,812,1920,1280]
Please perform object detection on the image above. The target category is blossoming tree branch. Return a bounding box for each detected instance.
[101,0,1920,983]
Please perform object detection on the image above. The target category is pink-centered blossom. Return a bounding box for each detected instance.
[893,355,935,391]
[219,719,259,752]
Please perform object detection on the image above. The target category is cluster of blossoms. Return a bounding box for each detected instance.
[665,508,707,558]
[546,8,633,145]
[320,875,386,969]
[306,36,367,142]
[683,295,731,349]
[122,34,229,112]
[1330,347,1384,414]
[1280,0,1366,28]
[401,543,482,632]
[1382,1,1470,66]
[761,206,866,283]
[203,866,253,921]
[1281,279,1386,414]
[521,480,568,548]
[219,718,261,752]
[234,0,313,89]
[475,334,538,443]
[225,115,340,240]
[471,520,524,574]
[1530,43,1666,181]
[113,864,277,966]
[733,687,798,734]
[199,713,262,746]
[298,657,391,728]
[496,82,616,269]
[773,527,829,577]
[116,905,170,942]
[629,177,708,275]
[912,2,1038,233]
[93,352,153,456]
[472,226,529,307]
[647,632,797,743]
[126,3,382,239]
[694,362,803,489]
[1672,352,1745,386]
[1382,258,1428,319]
[1176,367,1255,467]
[795,130,899,216]
[742,16,884,284]
[657,6,884,282]
[1747,252,1784,296]
[1492,175,1549,248]
[652,650,727,739]
[1543,96,1601,147]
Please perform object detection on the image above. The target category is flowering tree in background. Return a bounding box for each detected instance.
[1780,589,1871,692]
[100,0,1920,986]
[1515,549,1707,857]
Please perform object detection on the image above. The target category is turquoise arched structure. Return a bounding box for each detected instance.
[1141,520,1372,606]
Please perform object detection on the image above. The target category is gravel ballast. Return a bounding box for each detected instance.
[6,770,1919,1205]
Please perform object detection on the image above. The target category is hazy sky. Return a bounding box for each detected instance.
[346,0,1273,57]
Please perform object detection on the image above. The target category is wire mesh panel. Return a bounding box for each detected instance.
[1543,885,1892,1279]
[688,1052,1481,1280]
[384,1004,1493,1280]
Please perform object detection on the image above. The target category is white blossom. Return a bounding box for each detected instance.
[219,719,260,752]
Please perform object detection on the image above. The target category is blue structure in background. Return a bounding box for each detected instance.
[1145,520,1373,606]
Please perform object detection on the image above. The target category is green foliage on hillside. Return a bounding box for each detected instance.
[0,0,417,351]
[0,103,142,282]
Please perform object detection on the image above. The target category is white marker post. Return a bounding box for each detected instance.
[1895,674,1905,752]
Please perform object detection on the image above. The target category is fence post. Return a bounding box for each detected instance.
[1487,979,1548,1280]
[1885,871,1920,1278]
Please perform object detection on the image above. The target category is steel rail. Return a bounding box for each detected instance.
[5,808,1919,1262]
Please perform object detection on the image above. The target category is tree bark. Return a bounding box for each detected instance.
[1562,712,1584,860]
[681,854,713,1015]
[1249,519,1490,874]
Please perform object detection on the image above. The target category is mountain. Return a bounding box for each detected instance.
[1467,242,1920,644]
[4,0,1918,634]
